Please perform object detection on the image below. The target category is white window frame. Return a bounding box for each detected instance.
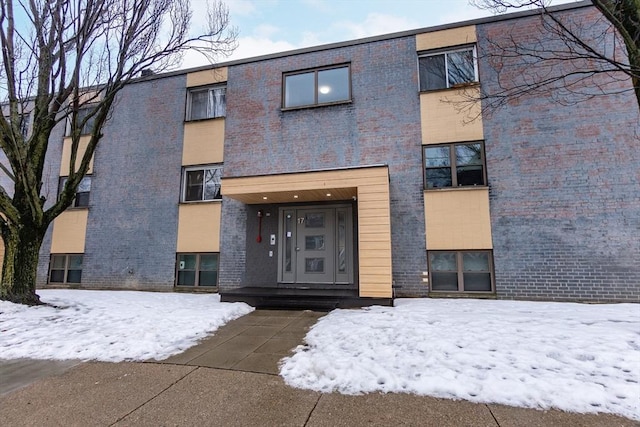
[186,85,227,121]
[418,45,479,91]
[181,165,223,203]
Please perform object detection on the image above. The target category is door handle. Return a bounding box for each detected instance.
[295,247,300,251]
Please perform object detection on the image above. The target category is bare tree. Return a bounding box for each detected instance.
[470,0,639,113]
[0,0,237,304]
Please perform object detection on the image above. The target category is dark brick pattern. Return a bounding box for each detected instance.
[478,8,640,302]
[221,37,427,294]
[65,76,186,289]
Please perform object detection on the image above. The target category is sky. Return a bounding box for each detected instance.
[2,290,638,420]
[182,0,578,68]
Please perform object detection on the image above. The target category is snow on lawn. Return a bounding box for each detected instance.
[0,289,253,362]
[280,298,640,420]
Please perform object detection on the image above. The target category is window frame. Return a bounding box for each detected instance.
[48,254,83,284]
[282,64,352,110]
[175,252,219,288]
[423,141,487,190]
[427,250,494,293]
[418,45,479,92]
[185,84,227,121]
[181,165,223,203]
[65,106,97,136]
[58,175,92,208]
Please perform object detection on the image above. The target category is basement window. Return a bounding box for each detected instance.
[49,254,83,284]
[428,250,493,292]
[176,253,219,287]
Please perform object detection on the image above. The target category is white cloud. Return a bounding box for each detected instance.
[227,35,299,61]
[337,12,419,39]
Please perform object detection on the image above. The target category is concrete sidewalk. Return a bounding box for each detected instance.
[0,310,637,426]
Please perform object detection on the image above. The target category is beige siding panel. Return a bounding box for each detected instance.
[0,237,4,273]
[186,67,228,87]
[176,203,221,252]
[183,120,225,165]
[416,26,476,51]
[420,88,483,144]
[424,188,492,249]
[59,136,94,175]
[222,166,393,298]
[50,210,88,253]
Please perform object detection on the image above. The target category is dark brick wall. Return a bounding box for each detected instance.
[76,76,186,289]
[221,37,427,294]
[478,8,640,302]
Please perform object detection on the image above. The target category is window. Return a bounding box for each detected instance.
[58,176,92,207]
[176,253,219,287]
[428,251,493,292]
[49,254,83,284]
[283,65,350,108]
[424,142,486,189]
[66,107,96,136]
[187,86,226,120]
[19,113,30,138]
[419,46,477,91]
[182,166,222,202]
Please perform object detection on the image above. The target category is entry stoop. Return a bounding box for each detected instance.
[220,287,392,310]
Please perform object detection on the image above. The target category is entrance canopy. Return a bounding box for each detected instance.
[221,165,393,298]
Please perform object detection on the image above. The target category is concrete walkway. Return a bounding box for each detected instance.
[1,310,637,426]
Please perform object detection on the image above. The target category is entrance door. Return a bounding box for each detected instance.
[279,206,353,285]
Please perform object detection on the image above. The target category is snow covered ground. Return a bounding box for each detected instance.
[0,289,253,362]
[280,298,640,420]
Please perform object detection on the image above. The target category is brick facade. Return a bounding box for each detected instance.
[477,9,640,302]
[221,37,427,294]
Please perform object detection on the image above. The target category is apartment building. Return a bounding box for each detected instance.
[27,2,638,305]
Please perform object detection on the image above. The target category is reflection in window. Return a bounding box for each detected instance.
[284,65,350,108]
[176,253,219,287]
[419,47,477,91]
[58,176,92,208]
[183,166,222,202]
[424,142,485,189]
[49,254,83,284]
[188,86,226,120]
[429,251,493,292]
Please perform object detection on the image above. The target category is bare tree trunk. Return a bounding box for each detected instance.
[0,222,44,305]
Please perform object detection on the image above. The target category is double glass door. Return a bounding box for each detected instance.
[279,206,353,285]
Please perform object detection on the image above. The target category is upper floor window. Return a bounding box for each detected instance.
[58,175,92,207]
[419,46,477,91]
[283,65,351,109]
[182,165,222,202]
[187,86,226,120]
[18,113,30,138]
[424,142,486,189]
[66,107,96,136]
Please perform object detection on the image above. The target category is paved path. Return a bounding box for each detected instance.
[1,310,637,426]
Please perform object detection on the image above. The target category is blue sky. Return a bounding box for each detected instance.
[183,0,577,68]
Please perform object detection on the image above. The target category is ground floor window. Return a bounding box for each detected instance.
[49,254,83,283]
[428,250,493,292]
[176,253,219,287]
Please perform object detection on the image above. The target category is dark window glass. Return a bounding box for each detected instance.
[185,170,204,201]
[429,251,493,292]
[419,55,447,91]
[284,66,350,108]
[419,48,476,91]
[456,143,484,186]
[424,143,485,189]
[183,167,222,202]
[176,253,219,287]
[77,108,96,135]
[49,254,82,284]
